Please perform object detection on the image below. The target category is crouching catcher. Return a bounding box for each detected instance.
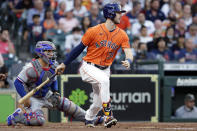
[7,41,103,126]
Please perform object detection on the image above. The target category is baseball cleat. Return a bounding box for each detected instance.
[104,116,117,128]
[7,108,22,126]
[85,120,95,128]
[94,116,104,126]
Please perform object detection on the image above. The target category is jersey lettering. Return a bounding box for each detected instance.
[95,40,119,51]
[82,23,130,66]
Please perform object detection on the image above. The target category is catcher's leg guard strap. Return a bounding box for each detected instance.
[58,97,86,121]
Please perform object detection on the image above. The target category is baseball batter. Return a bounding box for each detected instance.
[56,3,133,128]
[7,41,103,126]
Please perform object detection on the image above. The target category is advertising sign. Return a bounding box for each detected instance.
[60,75,159,122]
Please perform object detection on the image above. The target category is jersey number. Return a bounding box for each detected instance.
[106,52,114,60]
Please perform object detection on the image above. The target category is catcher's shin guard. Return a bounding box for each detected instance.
[24,110,45,126]
[7,108,45,126]
[102,102,117,128]
[58,97,86,121]
[7,108,23,126]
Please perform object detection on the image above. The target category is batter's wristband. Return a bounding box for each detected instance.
[126,59,132,64]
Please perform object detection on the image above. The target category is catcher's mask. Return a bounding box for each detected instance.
[35,41,57,65]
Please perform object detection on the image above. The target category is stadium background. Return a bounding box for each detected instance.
[1,0,197,130]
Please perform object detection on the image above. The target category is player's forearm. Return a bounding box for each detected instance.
[124,48,133,62]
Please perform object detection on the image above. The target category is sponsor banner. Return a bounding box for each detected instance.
[176,78,197,86]
[61,75,159,121]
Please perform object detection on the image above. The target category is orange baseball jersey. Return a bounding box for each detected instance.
[82,23,130,66]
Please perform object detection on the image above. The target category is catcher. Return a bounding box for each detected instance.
[7,41,103,126]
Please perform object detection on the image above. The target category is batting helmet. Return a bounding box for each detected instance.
[103,3,126,19]
[35,41,56,65]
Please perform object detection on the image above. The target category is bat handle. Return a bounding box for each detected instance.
[49,72,57,80]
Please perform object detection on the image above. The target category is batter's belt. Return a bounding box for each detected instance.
[86,61,109,70]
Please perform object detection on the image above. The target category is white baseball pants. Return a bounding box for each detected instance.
[79,60,111,120]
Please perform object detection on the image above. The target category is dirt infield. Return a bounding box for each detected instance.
[1,122,197,131]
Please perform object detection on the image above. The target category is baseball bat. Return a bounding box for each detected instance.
[18,73,57,104]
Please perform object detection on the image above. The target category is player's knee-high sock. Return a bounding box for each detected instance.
[58,97,86,122]
[102,100,113,117]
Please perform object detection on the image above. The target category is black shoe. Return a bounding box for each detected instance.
[85,120,95,128]
[104,116,117,128]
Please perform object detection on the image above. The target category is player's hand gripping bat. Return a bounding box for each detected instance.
[18,73,57,108]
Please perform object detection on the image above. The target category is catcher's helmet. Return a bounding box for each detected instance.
[35,41,56,65]
[103,3,126,19]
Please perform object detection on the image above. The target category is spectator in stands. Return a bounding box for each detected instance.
[145,0,166,22]
[0,6,15,31]
[54,1,66,21]
[24,14,46,52]
[81,0,92,11]
[192,14,197,25]
[27,0,45,25]
[131,37,140,58]
[184,0,193,5]
[131,12,155,36]
[174,19,187,38]
[120,0,132,12]
[147,30,163,51]
[164,26,176,49]
[173,1,183,19]
[144,0,151,11]
[42,9,57,31]
[73,0,88,20]
[154,19,165,37]
[135,42,155,61]
[126,1,142,25]
[151,37,174,61]
[58,0,74,12]
[139,25,153,44]
[65,27,83,54]
[81,16,91,33]
[175,93,197,118]
[185,24,197,46]
[160,0,171,18]
[166,10,177,28]
[171,35,185,61]
[182,4,192,27]
[88,3,105,27]
[58,9,79,33]
[178,38,197,63]
[191,1,197,16]
[0,28,15,55]
[11,0,33,19]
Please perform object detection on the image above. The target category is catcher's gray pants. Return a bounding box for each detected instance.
[14,96,86,126]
